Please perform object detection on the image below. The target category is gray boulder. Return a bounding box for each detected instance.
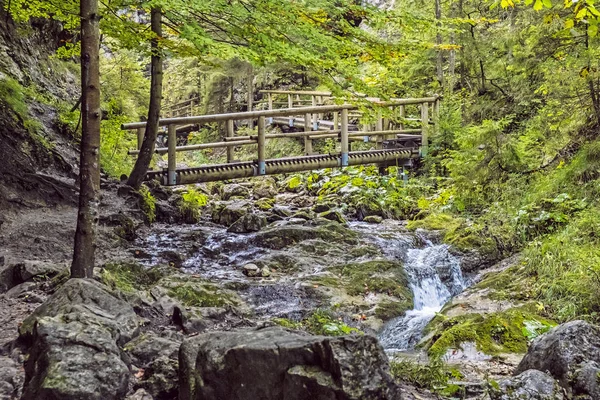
[221,184,250,200]
[490,370,564,400]
[14,260,67,282]
[22,314,130,400]
[179,326,401,400]
[20,279,140,400]
[212,201,249,226]
[517,320,600,388]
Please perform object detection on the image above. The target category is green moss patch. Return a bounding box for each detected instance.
[375,300,413,321]
[162,276,240,308]
[100,263,166,293]
[424,306,555,358]
[272,309,362,336]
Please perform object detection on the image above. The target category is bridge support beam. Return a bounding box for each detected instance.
[341,108,349,167]
[304,113,313,155]
[226,119,235,163]
[420,103,429,157]
[257,116,266,175]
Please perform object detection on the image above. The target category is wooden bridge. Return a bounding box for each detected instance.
[122,91,440,186]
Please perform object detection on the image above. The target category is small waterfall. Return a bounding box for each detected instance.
[379,243,465,352]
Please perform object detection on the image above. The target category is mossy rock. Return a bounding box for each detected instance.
[423,305,555,358]
[158,275,242,308]
[330,260,412,301]
[255,198,275,211]
[253,222,358,250]
[375,300,413,321]
[318,210,347,224]
[100,263,167,294]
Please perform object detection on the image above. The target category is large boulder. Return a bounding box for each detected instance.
[516,320,600,388]
[228,213,267,233]
[221,184,250,201]
[0,356,23,399]
[20,279,140,400]
[490,370,564,400]
[212,201,250,226]
[179,326,401,400]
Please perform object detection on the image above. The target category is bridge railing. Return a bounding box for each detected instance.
[122,96,439,186]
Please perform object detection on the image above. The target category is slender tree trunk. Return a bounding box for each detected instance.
[72,0,101,278]
[127,7,163,189]
[435,0,443,87]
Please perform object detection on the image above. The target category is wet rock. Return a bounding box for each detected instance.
[253,180,277,199]
[99,212,137,241]
[255,197,275,211]
[291,210,312,220]
[124,333,181,399]
[212,201,250,226]
[253,223,357,250]
[261,266,271,277]
[5,281,39,301]
[228,213,267,233]
[363,215,383,224]
[0,263,18,293]
[221,184,250,200]
[0,255,5,266]
[271,205,293,218]
[179,326,401,400]
[490,370,564,400]
[14,260,67,282]
[318,210,347,224]
[0,356,23,400]
[242,263,261,277]
[516,320,600,390]
[312,203,332,213]
[572,360,600,398]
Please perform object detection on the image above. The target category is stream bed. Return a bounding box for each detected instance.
[135,216,474,353]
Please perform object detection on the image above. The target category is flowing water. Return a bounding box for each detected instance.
[379,242,466,352]
[137,218,468,349]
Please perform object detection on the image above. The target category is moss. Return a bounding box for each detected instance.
[389,357,462,392]
[139,185,157,224]
[309,275,342,288]
[375,300,413,321]
[331,260,412,301]
[0,75,42,135]
[100,263,165,293]
[303,309,362,336]
[424,306,555,358]
[349,244,381,258]
[178,188,208,223]
[476,263,536,302]
[256,197,275,211]
[272,317,302,329]
[167,281,238,308]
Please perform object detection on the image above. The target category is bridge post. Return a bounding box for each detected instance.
[399,105,405,131]
[257,116,266,175]
[311,95,318,130]
[288,94,294,126]
[226,119,235,163]
[341,108,349,167]
[420,102,429,157]
[333,111,339,131]
[267,93,273,124]
[137,127,144,150]
[167,124,177,185]
[304,112,313,155]
[433,97,440,137]
[376,109,384,150]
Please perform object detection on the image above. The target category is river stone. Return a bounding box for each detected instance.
[228,213,267,233]
[212,201,249,226]
[363,215,383,224]
[318,210,347,224]
[242,263,261,277]
[22,313,130,400]
[490,370,564,400]
[221,184,250,200]
[179,326,401,400]
[19,278,139,342]
[572,360,600,398]
[516,320,600,389]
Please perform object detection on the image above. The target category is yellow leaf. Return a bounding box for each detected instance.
[565,18,574,28]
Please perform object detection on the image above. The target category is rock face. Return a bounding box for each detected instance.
[516,320,600,398]
[20,279,139,400]
[179,326,401,400]
[490,370,564,400]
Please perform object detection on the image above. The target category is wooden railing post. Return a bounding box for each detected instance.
[399,105,405,131]
[341,108,349,167]
[304,112,313,155]
[167,124,177,185]
[376,109,384,150]
[311,95,318,130]
[433,97,440,137]
[333,111,339,131]
[420,102,429,157]
[257,116,266,175]
[137,127,144,150]
[318,96,324,121]
[288,94,294,126]
[227,119,235,163]
[267,93,273,124]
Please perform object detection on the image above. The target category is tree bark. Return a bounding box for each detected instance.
[435,0,443,87]
[127,7,163,189]
[72,0,101,278]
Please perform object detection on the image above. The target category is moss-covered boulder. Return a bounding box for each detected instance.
[211,201,251,226]
[221,184,250,201]
[228,213,267,233]
[253,222,358,250]
[318,210,347,224]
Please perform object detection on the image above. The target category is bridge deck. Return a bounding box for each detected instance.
[146,148,419,185]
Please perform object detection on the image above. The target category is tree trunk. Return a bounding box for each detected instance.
[72,0,101,278]
[127,7,163,189]
[435,0,443,87]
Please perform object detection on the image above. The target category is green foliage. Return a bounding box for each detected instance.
[0,75,42,135]
[168,283,236,308]
[178,187,209,223]
[303,309,362,336]
[389,357,462,393]
[138,185,156,224]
